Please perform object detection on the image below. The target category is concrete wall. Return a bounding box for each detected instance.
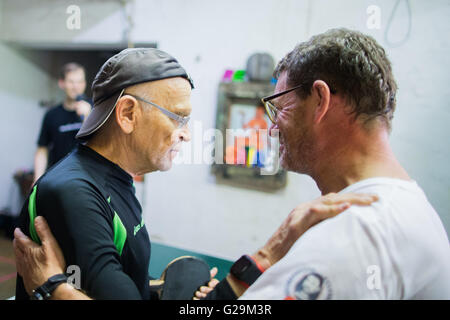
[0,0,448,261]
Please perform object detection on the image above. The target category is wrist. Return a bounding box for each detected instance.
[42,268,65,285]
[251,249,272,271]
[30,273,68,300]
[50,282,74,300]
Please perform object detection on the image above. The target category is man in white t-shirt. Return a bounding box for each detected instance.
[242,178,449,299]
[240,28,450,299]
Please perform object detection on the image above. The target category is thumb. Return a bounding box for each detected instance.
[34,216,55,245]
[210,267,218,279]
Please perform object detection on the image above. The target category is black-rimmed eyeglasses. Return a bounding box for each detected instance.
[261,84,336,123]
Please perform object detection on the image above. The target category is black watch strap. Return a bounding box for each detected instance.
[230,255,265,287]
[31,274,68,300]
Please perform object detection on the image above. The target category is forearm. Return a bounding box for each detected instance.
[225,250,271,297]
[51,283,92,300]
[34,147,48,182]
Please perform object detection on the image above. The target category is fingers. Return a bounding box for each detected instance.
[194,285,214,299]
[193,275,220,300]
[309,202,350,223]
[340,193,378,205]
[13,241,24,276]
[308,193,379,226]
[34,216,55,245]
[311,202,350,214]
[208,278,219,288]
[13,228,31,277]
[210,267,218,279]
[322,193,378,206]
[35,216,67,271]
[194,289,205,299]
[13,227,37,252]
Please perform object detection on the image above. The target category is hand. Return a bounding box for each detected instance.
[13,216,66,295]
[252,192,379,271]
[193,267,219,300]
[74,101,91,119]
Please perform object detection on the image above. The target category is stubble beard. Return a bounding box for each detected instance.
[281,127,315,175]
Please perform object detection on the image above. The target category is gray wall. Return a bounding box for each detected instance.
[0,42,54,214]
[0,0,448,261]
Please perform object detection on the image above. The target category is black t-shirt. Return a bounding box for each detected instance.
[16,144,151,300]
[37,104,83,168]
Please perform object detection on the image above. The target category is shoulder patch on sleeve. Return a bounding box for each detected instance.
[285,268,332,300]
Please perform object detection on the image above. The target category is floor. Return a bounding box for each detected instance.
[0,235,16,300]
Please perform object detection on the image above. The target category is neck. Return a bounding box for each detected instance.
[310,128,411,195]
[63,97,77,111]
[86,135,138,178]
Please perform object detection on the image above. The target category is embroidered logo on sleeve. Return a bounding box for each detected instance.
[284,269,332,300]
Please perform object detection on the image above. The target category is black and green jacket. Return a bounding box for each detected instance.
[15,144,151,300]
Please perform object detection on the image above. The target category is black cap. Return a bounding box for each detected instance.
[76,48,194,140]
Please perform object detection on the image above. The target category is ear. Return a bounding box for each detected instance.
[312,80,331,124]
[114,96,139,135]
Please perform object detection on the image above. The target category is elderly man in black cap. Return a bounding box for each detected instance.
[15,48,195,300]
[14,48,377,300]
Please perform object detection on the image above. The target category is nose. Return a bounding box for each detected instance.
[178,125,191,142]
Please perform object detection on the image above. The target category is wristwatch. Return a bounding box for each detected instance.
[30,274,68,300]
[230,255,265,287]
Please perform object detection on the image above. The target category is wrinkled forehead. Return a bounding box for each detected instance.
[163,77,192,100]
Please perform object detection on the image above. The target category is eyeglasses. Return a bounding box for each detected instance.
[261,83,336,123]
[261,84,304,123]
[124,93,190,128]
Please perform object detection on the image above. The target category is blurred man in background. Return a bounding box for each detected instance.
[33,63,91,183]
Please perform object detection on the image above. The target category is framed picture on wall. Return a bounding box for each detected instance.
[212,82,287,191]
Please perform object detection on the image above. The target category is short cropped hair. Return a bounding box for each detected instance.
[59,62,85,80]
[274,28,397,129]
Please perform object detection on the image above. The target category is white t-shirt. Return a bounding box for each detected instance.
[241,177,450,300]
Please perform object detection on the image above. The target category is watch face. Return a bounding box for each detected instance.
[232,256,250,274]
[231,255,263,286]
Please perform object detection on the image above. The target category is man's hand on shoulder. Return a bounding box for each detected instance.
[253,192,379,270]
[13,216,66,295]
